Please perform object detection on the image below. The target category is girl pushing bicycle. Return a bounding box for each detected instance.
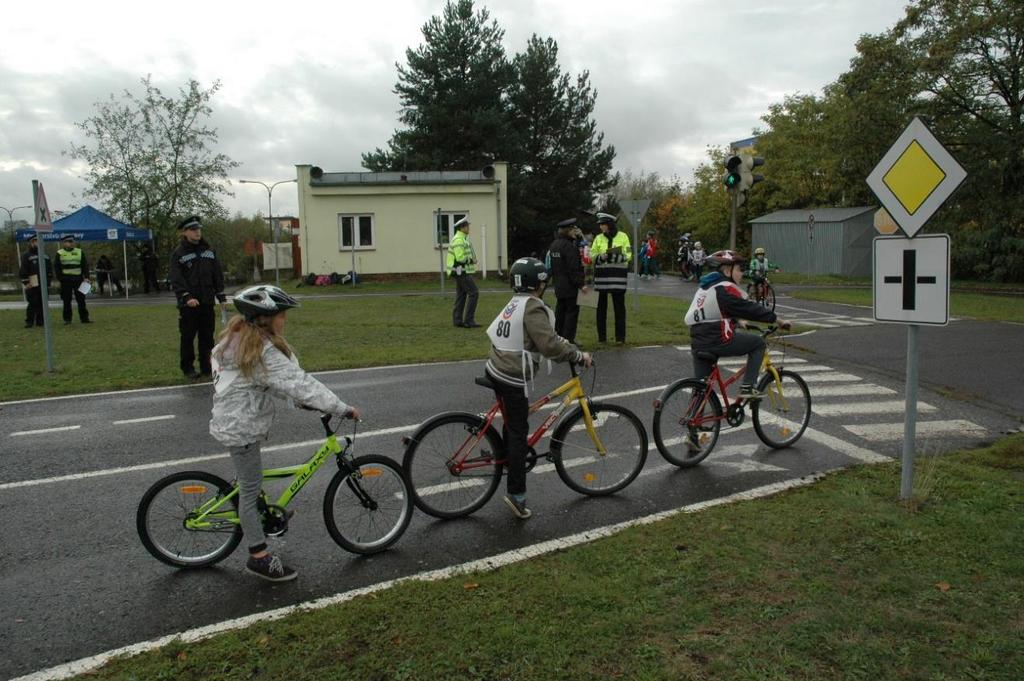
[209,285,361,582]
[485,257,592,519]
[684,250,790,403]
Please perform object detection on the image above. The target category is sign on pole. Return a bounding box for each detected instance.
[32,180,57,372]
[34,181,54,233]
[619,198,651,312]
[865,117,965,501]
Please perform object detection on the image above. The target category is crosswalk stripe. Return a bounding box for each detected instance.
[826,317,873,326]
[798,372,863,383]
[843,420,986,442]
[797,321,837,328]
[813,400,936,416]
[809,384,897,397]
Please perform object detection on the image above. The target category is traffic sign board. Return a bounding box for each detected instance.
[866,117,966,238]
[873,207,900,235]
[34,181,53,233]
[873,234,949,325]
[618,199,651,227]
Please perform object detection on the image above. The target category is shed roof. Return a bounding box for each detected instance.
[750,207,876,224]
[311,169,494,186]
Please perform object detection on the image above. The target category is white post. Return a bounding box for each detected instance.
[481,223,488,279]
[122,240,129,299]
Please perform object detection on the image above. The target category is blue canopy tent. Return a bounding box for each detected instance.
[15,206,153,299]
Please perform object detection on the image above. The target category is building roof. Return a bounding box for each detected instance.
[311,169,495,186]
[750,207,876,224]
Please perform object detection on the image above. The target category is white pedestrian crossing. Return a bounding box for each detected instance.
[843,420,987,442]
[813,400,936,416]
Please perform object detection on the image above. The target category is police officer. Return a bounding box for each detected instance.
[446,216,479,328]
[546,217,587,343]
[54,234,91,324]
[19,233,51,328]
[139,244,161,293]
[169,215,227,379]
[590,212,631,343]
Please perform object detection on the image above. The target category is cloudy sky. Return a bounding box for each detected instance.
[0,0,909,223]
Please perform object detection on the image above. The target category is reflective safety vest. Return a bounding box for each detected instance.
[57,248,83,277]
[446,230,477,275]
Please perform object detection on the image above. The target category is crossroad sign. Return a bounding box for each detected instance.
[873,234,949,325]
[866,117,966,237]
[34,182,53,233]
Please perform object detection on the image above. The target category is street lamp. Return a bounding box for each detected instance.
[1,205,32,232]
[238,178,298,287]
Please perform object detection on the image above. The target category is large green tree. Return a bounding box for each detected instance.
[364,0,616,259]
[68,77,238,249]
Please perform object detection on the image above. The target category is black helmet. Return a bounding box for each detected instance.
[705,250,748,269]
[233,285,300,320]
[509,257,549,293]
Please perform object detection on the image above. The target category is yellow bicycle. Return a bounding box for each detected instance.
[401,363,648,518]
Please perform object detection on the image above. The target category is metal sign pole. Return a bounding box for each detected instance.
[632,211,639,312]
[436,208,445,296]
[900,324,920,500]
[31,180,56,372]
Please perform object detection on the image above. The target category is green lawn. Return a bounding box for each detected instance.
[789,288,1024,323]
[72,435,1024,681]
[0,293,690,401]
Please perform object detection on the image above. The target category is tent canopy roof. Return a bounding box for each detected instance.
[16,205,153,242]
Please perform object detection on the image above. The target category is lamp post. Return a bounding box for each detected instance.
[1,205,32,232]
[239,179,298,287]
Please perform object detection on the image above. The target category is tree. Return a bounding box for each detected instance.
[362,0,514,171]
[67,77,238,249]
[364,1,616,259]
[505,35,616,256]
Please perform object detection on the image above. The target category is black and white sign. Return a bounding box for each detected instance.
[873,234,949,326]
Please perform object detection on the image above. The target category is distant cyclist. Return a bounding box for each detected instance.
[485,257,592,520]
[748,247,770,287]
[684,250,790,401]
[209,285,361,582]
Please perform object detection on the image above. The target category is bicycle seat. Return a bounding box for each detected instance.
[474,375,498,390]
[694,350,719,363]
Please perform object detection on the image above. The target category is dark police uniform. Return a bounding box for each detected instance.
[169,216,226,377]
[19,237,51,328]
[54,238,91,323]
[546,217,586,343]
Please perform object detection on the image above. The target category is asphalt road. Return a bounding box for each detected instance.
[1,281,1021,680]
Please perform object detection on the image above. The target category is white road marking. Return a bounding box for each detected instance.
[843,420,987,442]
[798,372,863,383]
[11,476,826,681]
[808,384,897,397]
[813,401,936,416]
[10,425,81,437]
[112,415,176,425]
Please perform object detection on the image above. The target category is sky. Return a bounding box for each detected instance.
[0,0,910,224]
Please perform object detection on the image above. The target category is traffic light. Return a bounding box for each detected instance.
[738,154,765,192]
[723,155,742,190]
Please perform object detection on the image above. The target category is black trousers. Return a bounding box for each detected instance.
[691,332,766,386]
[452,274,479,325]
[596,290,626,342]
[554,296,580,343]
[179,304,216,374]
[143,267,160,293]
[24,287,44,326]
[490,377,529,497]
[59,277,89,322]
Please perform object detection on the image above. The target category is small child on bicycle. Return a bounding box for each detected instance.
[485,257,592,520]
[209,284,361,582]
[684,250,790,402]
[748,247,770,286]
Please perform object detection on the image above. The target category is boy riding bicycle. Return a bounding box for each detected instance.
[748,247,770,288]
[684,250,790,401]
[485,257,592,520]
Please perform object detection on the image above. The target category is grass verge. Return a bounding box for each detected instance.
[788,288,1024,323]
[74,435,1024,680]
[0,293,690,401]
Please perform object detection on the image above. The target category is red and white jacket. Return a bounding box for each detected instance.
[684,272,777,347]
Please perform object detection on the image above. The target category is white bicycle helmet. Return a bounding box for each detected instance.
[233,285,300,320]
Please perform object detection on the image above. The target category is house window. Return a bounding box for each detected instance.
[339,214,374,250]
[435,212,468,246]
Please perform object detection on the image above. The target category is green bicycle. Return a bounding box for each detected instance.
[137,414,413,568]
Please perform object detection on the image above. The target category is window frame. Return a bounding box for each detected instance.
[434,211,469,248]
[338,213,376,251]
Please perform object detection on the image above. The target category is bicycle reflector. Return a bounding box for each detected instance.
[362,468,383,478]
[180,485,208,494]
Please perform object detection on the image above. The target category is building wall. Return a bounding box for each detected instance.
[752,217,874,276]
[295,163,508,276]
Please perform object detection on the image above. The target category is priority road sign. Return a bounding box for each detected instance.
[866,117,966,238]
[873,234,949,326]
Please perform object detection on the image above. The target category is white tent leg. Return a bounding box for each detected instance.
[123,241,129,299]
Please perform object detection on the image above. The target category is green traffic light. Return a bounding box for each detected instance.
[723,171,741,188]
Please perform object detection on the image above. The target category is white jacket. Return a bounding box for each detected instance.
[209,338,349,447]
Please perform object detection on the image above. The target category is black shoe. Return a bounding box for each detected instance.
[81,320,92,324]
[183,369,199,380]
[63,320,72,325]
[453,322,465,328]
[24,323,34,328]
[464,322,481,328]
[245,553,297,582]
[503,495,532,520]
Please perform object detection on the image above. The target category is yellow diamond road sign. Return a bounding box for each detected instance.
[866,117,966,238]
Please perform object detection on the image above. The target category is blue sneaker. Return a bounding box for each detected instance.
[503,495,532,520]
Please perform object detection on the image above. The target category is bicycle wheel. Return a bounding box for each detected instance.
[403,412,504,519]
[652,379,722,467]
[324,454,413,555]
[753,369,811,448]
[762,284,776,312]
[136,471,242,569]
[551,402,648,496]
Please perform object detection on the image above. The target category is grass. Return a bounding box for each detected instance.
[73,434,1024,681]
[788,288,1024,323]
[0,292,690,401]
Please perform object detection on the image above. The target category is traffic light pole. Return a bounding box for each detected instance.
[729,189,739,251]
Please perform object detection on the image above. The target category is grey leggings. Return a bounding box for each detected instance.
[691,331,766,386]
[229,442,266,553]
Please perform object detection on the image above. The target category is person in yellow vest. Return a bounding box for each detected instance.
[54,234,92,324]
[446,217,480,328]
[589,212,631,343]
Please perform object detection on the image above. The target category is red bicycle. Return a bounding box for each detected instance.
[746,275,776,311]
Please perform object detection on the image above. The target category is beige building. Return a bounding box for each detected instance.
[295,162,508,278]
